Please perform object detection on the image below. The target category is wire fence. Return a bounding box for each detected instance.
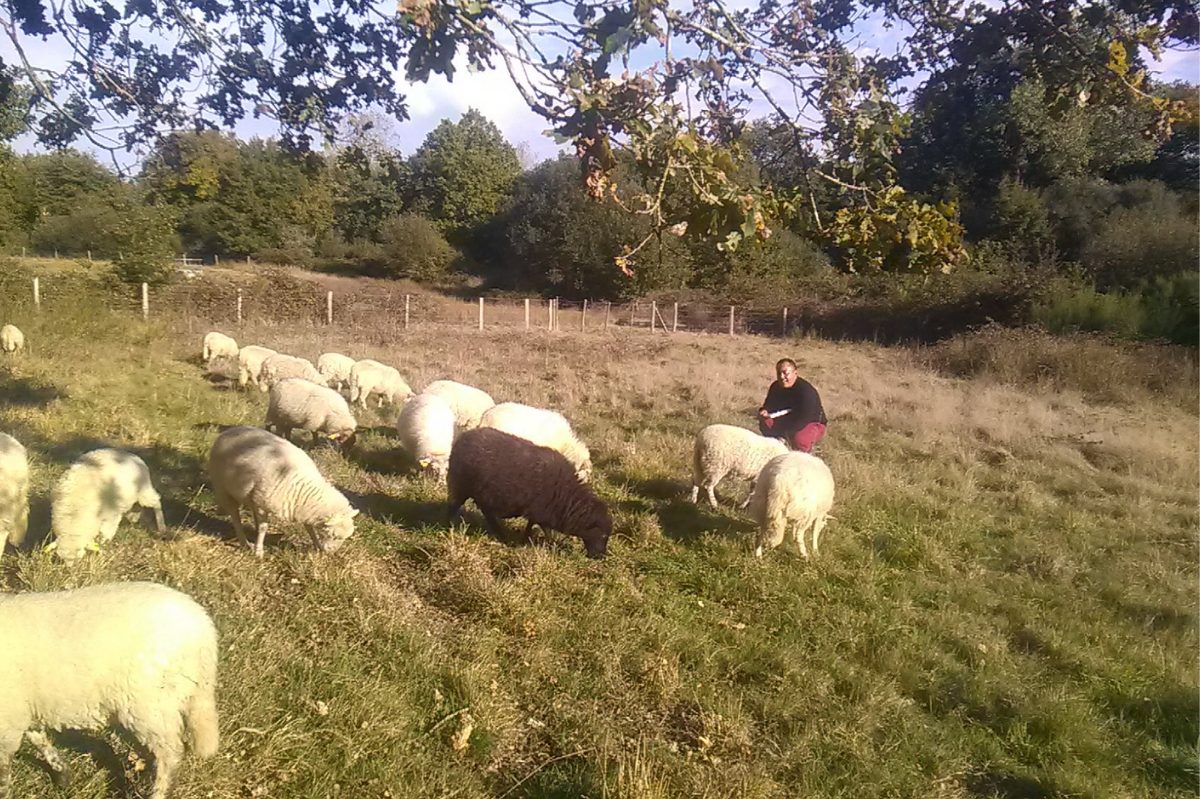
[2,272,810,338]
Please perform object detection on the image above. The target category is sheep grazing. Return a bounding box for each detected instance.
[50,448,165,561]
[349,359,413,409]
[237,345,277,389]
[478,402,592,482]
[747,452,835,559]
[317,352,356,392]
[265,378,358,448]
[422,379,495,430]
[397,393,455,481]
[448,428,611,559]
[207,426,358,558]
[0,581,218,799]
[0,324,23,354]
[0,433,29,550]
[201,331,239,364]
[690,424,789,509]
[258,353,322,392]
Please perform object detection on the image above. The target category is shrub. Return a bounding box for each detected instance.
[254,224,317,268]
[378,213,457,282]
[1032,280,1144,338]
[918,325,1198,408]
[1138,273,1199,346]
[1079,185,1197,290]
[106,201,179,285]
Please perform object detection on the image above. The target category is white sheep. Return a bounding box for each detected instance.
[201,331,239,364]
[422,379,495,430]
[50,448,165,561]
[258,353,322,392]
[348,359,413,409]
[397,393,455,481]
[747,452,835,559]
[0,433,29,550]
[237,345,277,389]
[0,325,23,354]
[478,402,592,482]
[207,426,358,558]
[0,581,218,799]
[689,424,789,509]
[266,378,357,446]
[317,352,356,392]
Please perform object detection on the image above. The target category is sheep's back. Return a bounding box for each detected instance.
[0,582,217,725]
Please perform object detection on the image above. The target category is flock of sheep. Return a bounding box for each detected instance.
[0,322,837,798]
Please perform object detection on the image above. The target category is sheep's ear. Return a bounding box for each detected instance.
[350,508,360,518]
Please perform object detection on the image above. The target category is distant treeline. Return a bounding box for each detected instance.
[0,81,1195,343]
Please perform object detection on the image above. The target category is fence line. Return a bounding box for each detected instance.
[11,275,819,338]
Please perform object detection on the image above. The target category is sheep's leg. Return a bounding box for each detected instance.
[706,484,719,508]
[0,729,23,797]
[738,480,756,510]
[793,518,810,559]
[250,508,269,558]
[688,484,699,504]
[126,712,184,799]
[216,493,250,549]
[811,515,828,557]
[98,512,122,543]
[481,510,506,540]
[24,731,72,787]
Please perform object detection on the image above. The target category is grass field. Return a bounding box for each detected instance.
[0,273,1196,799]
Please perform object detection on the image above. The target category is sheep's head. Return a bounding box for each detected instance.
[314,508,358,552]
[577,496,612,559]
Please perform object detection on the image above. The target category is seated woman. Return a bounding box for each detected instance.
[758,358,827,453]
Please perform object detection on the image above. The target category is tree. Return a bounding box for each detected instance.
[1,0,1193,274]
[407,109,521,236]
[142,133,333,257]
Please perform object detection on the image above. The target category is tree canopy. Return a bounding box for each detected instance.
[0,0,1194,274]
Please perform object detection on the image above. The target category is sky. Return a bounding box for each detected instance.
[1,6,1197,172]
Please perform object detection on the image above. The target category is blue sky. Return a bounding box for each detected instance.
[2,7,1196,171]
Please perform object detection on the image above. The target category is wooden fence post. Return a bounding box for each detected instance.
[141,283,149,320]
[87,250,92,262]
[547,299,553,331]
[524,298,530,330]
[236,288,243,324]
[630,301,636,327]
[53,249,58,259]
[214,254,220,266]
[32,277,39,309]
[581,299,588,331]
[404,294,410,330]
[782,306,788,335]
[650,301,657,332]
[604,301,611,330]
[729,305,735,335]
[326,291,333,325]
[478,297,484,330]
[672,302,678,333]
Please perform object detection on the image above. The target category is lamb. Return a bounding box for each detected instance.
[447,428,611,559]
[0,581,218,799]
[206,426,358,557]
[201,331,239,364]
[478,402,592,482]
[0,433,28,550]
[747,452,835,559]
[317,352,356,392]
[265,378,358,448]
[348,359,413,409]
[422,379,495,430]
[237,345,277,389]
[396,393,455,481]
[689,424,789,509]
[0,325,23,354]
[50,448,166,561]
[258,353,322,392]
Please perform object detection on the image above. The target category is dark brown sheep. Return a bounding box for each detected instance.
[447,428,611,559]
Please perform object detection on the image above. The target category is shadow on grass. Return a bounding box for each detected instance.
[343,489,449,532]
[0,372,63,407]
[17,729,131,797]
[964,771,1055,799]
[608,468,752,545]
